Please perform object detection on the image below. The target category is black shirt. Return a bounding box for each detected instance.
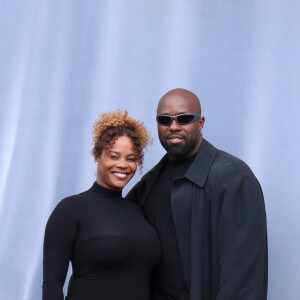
[144,155,196,300]
[43,182,161,300]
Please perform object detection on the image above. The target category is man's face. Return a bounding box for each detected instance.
[157,94,204,160]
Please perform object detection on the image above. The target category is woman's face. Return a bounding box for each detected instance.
[95,135,138,190]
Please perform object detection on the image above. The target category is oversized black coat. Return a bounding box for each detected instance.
[126,139,268,300]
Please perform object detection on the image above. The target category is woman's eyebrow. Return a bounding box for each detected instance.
[109,151,137,156]
[108,150,120,155]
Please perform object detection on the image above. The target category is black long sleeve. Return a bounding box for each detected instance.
[43,197,77,300]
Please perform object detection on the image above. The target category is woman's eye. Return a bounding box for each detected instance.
[127,157,136,162]
[110,155,118,160]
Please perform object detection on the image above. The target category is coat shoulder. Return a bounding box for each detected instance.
[126,155,168,204]
[214,150,254,173]
[209,149,258,184]
[125,179,145,204]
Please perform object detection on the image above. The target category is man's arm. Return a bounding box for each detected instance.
[216,166,268,300]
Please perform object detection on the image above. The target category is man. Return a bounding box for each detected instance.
[126,88,268,300]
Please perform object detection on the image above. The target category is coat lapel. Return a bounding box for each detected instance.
[184,139,218,187]
[171,139,218,295]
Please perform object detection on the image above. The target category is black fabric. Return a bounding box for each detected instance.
[126,139,268,300]
[144,155,195,300]
[43,182,161,300]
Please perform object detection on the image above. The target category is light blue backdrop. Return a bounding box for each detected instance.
[1,1,299,299]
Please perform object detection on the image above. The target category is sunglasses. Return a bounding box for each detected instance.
[156,113,201,125]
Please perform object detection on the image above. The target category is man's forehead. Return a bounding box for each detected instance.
[157,94,200,114]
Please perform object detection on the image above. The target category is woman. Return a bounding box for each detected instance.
[43,109,161,300]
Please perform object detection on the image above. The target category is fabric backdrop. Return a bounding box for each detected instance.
[1,1,299,299]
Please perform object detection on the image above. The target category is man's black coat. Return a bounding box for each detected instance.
[126,139,268,300]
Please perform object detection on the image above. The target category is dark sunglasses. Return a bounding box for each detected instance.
[156,113,201,125]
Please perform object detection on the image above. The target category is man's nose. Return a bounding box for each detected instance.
[169,119,181,131]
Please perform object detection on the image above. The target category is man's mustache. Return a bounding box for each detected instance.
[166,134,186,139]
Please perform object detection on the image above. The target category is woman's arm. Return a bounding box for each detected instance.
[43,197,78,300]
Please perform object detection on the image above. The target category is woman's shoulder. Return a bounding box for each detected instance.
[52,188,92,215]
[44,190,92,237]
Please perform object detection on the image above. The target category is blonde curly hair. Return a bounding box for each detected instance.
[92,109,152,170]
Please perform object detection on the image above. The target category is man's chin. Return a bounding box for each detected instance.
[165,145,188,158]
[162,140,199,159]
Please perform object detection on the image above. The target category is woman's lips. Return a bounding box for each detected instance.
[112,171,130,179]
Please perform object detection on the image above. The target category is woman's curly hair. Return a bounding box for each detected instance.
[92,109,152,170]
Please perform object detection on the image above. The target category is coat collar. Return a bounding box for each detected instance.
[142,154,169,180]
[139,155,168,206]
[142,139,217,190]
[184,139,217,187]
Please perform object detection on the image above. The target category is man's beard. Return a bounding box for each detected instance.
[159,136,198,159]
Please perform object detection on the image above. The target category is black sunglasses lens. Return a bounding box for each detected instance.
[177,114,195,124]
[157,116,172,125]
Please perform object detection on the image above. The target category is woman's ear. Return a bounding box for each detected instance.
[94,155,99,166]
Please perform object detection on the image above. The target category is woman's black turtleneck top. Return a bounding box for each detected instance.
[43,182,161,300]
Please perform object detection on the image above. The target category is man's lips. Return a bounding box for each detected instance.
[167,135,185,144]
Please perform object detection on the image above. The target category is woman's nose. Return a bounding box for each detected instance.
[116,158,128,168]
